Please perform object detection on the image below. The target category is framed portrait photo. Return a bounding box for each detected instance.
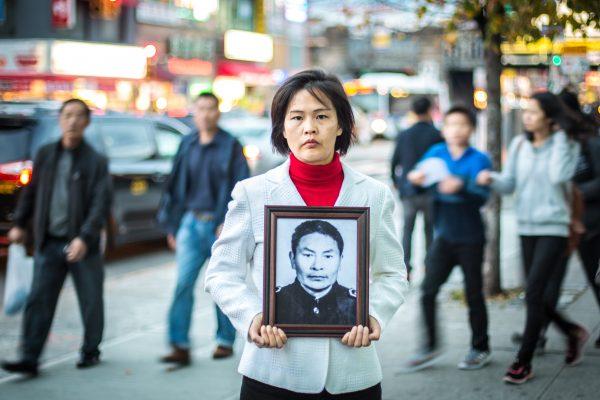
[263,206,370,337]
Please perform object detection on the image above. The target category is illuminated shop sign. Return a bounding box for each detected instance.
[51,41,147,79]
[224,30,273,63]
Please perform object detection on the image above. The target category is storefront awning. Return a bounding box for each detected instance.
[216,61,274,86]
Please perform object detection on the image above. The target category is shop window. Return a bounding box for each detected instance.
[99,121,155,160]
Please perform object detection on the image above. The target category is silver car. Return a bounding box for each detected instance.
[219,117,286,176]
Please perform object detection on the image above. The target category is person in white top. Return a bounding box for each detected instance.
[204,69,408,399]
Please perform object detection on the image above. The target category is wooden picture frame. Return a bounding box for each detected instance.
[263,206,370,337]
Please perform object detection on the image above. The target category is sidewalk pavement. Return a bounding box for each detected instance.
[0,209,598,400]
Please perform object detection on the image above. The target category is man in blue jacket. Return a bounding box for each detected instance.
[157,93,249,365]
[405,106,492,372]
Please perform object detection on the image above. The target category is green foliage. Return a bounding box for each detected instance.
[424,1,598,45]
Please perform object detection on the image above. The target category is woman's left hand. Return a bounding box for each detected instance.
[341,316,381,348]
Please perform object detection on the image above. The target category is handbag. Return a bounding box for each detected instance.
[3,244,34,315]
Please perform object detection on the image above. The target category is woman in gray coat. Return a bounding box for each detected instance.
[478,92,587,384]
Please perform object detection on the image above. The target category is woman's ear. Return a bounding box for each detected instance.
[336,126,343,137]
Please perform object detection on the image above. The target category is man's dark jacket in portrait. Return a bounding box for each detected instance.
[276,279,356,325]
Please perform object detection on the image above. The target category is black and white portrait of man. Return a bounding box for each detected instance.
[275,219,357,325]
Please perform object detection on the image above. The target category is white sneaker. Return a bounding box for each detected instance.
[404,349,444,372]
[458,349,491,370]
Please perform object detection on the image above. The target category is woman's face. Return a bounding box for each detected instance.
[283,89,342,165]
[522,98,551,134]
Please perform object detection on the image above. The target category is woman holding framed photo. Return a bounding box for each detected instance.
[204,69,408,399]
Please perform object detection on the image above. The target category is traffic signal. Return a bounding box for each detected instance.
[551,55,562,66]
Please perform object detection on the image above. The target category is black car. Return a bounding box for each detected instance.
[0,102,190,256]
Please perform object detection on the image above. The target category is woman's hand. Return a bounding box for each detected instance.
[248,313,288,349]
[476,170,493,186]
[341,316,381,348]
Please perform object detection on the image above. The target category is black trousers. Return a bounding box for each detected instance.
[21,238,104,363]
[401,194,434,273]
[421,238,489,351]
[240,377,382,400]
[517,236,579,364]
[538,233,600,337]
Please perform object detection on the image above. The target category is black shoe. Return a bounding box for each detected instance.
[565,325,589,366]
[76,354,100,369]
[511,332,547,355]
[595,334,600,349]
[1,360,39,376]
[503,359,534,385]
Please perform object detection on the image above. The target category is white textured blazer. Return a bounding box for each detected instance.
[204,159,408,394]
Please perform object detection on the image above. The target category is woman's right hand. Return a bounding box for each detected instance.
[249,313,287,349]
[476,170,493,186]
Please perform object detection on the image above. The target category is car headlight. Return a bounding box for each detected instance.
[371,118,387,134]
[243,144,261,161]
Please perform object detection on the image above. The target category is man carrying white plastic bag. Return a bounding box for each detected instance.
[3,244,34,315]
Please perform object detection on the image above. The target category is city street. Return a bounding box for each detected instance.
[0,140,598,400]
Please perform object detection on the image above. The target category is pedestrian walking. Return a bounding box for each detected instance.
[390,97,443,278]
[156,93,250,366]
[520,89,600,351]
[1,98,112,376]
[477,92,588,385]
[405,106,492,371]
[559,90,600,350]
[204,69,408,399]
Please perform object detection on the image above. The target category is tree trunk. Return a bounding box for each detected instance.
[483,36,503,296]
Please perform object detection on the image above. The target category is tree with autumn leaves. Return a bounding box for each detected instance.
[418,0,598,295]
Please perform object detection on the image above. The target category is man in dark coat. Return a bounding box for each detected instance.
[1,99,112,375]
[390,97,443,276]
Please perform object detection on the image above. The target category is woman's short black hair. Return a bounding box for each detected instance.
[270,69,355,156]
[291,220,344,257]
[444,105,476,127]
[59,98,91,120]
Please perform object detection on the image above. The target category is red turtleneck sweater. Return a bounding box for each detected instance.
[289,152,344,207]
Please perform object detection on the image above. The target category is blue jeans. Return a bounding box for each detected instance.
[168,212,236,348]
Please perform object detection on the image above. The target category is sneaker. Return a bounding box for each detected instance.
[457,349,492,370]
[565,325,590,366]
[511,332,547,355]
[503,360,534,385]
[404,348,444,372]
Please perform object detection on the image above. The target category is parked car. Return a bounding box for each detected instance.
[0,102,191,256]
[176,112,283,176]
[219,117,285,176]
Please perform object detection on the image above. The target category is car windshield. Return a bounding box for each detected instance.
[220,119,270,138]
[0,119,34,163]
